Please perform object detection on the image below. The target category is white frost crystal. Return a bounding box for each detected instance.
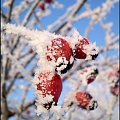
[68,29,83,50]
[84,42,99,60]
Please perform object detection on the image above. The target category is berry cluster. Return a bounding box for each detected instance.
[36,36,99,110]
[74,66,99,110]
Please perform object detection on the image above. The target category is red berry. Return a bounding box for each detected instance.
[45,0,53,4]
[73,38,89,59]
[108,70,119,79]
[39,2,45,11]
[87,69,99,84]
[111,86,119,96]
[46,38,73,73]
[29,48,33,53]
[47,38,72,61]
[67,26,71,31]
[80,68,98,84]
[108,70,119,85]
[73,38,98,60]
[37,72,62,109]
[75,91,98,110]
[111,80,119,96]
[66,23,72,31]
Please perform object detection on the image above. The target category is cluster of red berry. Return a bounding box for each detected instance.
[36,37,99,110]
[71,67,99,111]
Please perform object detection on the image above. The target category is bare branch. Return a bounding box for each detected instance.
[0,10,7,21]
[51,0,87,33]
[7,0,15,23]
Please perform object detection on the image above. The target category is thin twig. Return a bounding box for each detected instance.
[7,0,15,23]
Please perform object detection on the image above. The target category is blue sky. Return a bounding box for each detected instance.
[1,0,119,119]
[2,0,119,41]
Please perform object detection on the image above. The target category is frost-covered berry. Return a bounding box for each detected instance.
[80,67,98,84]
[75,91,98,110]
[39,2,45,11]
[73,38,89,59]
[66,23,72,31]
[108,69,119,86]
[46,38,73,74]
[73,38,98,60]
[108,70,119,80]
[111,80,119,96]
[37,72,62,109]
[87,68,99,84]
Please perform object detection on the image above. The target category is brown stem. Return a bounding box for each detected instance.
[0,10,7,21]
[7,0,15,23]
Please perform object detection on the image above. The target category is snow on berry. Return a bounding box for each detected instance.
[104,69,119,87]
[77,66,99,86]
[85,67,98,84]
[74,37,90,59]
[33,72,62,111]
[69,29,99,60]
[75,91,98,110]
[110,80,119,96]
[38,72,62,104]
[68,29,83,50]
[108,70,119,82]
[46,38,73,74]
[39,2,45,11]
[83,42,99,60]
